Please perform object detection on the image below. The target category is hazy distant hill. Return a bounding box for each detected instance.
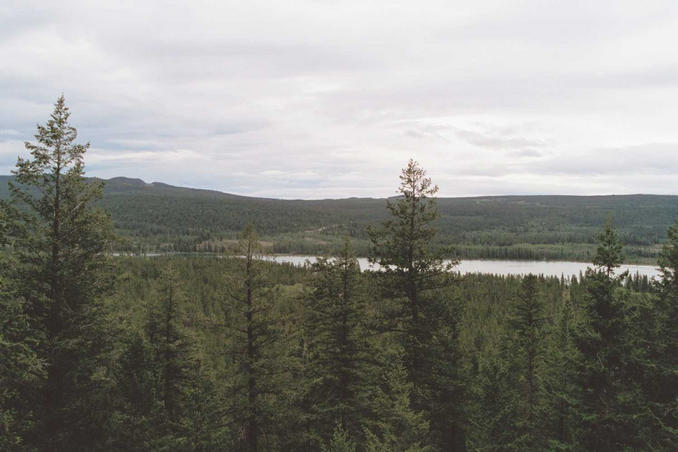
[1,175,676,261]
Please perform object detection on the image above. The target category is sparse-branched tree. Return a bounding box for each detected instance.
[541,291,578,449]
[368,159,465,450]
[224,224,296,451]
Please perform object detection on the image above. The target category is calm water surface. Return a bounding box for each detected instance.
[261,255,660,279]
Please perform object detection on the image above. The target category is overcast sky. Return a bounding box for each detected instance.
[2,1,678,199]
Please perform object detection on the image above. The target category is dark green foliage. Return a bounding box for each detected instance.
[146,266,194,421]
[224,225,300,451]
[362,351,431,452]
[0,209,43,451]
[368,159,452,394]
[110,261,228,451]
[302,239,373,446]
[507,275,545,449]
[540,293,578,449]
[322,423,357,452]
[651,214,678,446]
[6,96,116,451]
[593,220,625,276]
[369,159,465,451]
[574,222,650,450]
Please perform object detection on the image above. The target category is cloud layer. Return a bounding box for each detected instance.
[2,0,678,198]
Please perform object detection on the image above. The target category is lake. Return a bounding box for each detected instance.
[260,255,661,279]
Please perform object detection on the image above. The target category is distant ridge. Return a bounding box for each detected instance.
[2,175,667,203]
[0,175,676,261]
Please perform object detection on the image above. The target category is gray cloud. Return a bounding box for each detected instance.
[1,0,678,198]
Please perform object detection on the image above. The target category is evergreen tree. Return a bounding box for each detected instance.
[238,224,263,452]
[653,214,678,447]
[368,159,464,450]
[302,239,372,446]
[146,265,194,422]
[508,274,544,448]
[110,331,156,451]
[0,205,43,450]
[8,96,116,450]
[363,352,431,452]
[322,423,357,452]
[592,220,624,277]
[575,222,637,449]
[427,287,466,451]
[225,224,294,451]
[467,347,518,450]
[541,292,578,449]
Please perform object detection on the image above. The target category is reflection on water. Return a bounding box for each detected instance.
[260,255,660,279]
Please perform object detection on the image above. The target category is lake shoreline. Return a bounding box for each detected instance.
[111,251,659,266]
[112,253,660,279]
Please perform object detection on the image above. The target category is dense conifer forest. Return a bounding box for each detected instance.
[1,175,675,262]
[1,98,677,451]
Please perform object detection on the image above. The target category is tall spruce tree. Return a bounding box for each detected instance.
[8,96,116,450]
[302,239,371,446]
[233,224,264,451]
[541,291,578,449]
[225,224,293,451]
[146,265,192,422]
[575,222,636,449]
[507,274,545,449]
[111,331,156,450]
[593,219,624,277]
[363,351,432,452]
[654,214,678,447]
[368,159,465,451]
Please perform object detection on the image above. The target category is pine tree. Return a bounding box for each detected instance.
[541,291,578,449]
[303,239,372,446]
[575,221,636,449]
[364,351,432,452]
[593,220,624,277]
[653,214,678,447]
[146,265,193,422]
[110,332,155,451]
[468,347,519,450]
[427,287,466,451]
[368,159,464,450]
[8,96,116,450]
[368,158,449,392]
[508,274,544,448]
[225,224,292,451]
[322,423,357,452]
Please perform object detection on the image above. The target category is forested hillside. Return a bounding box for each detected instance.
[1,175,676,261]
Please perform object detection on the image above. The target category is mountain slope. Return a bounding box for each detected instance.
[1,175,676,261]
